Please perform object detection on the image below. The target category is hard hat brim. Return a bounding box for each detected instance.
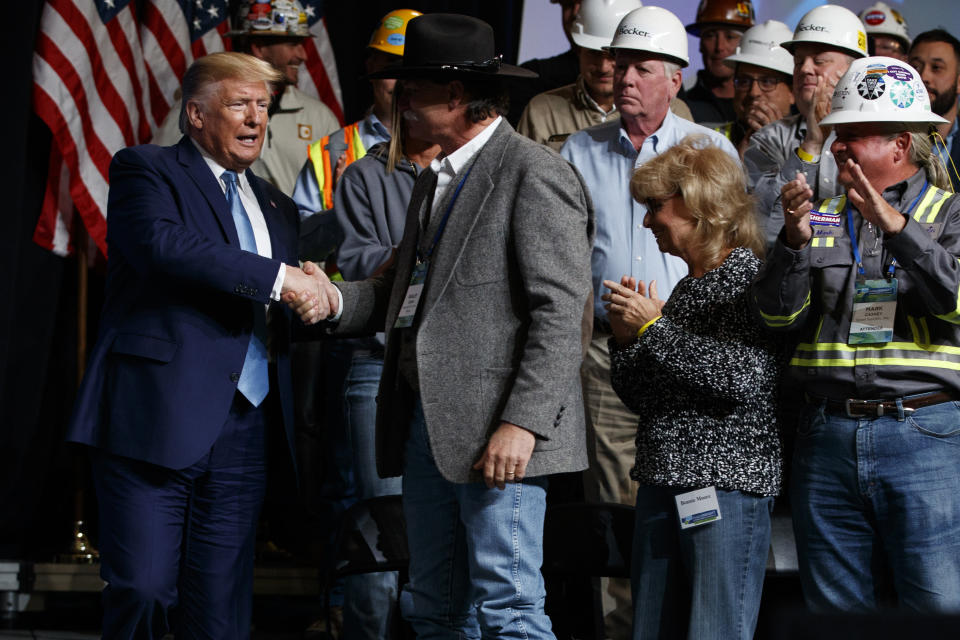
[601,46,690,68]
[781,39,868,59]
[723,51,793,77]
[571,31,612,51]
[819,110,948,126]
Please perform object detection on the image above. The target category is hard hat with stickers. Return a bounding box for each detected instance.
[859,2,910,50]
[820,56,948,125]
[230,0,310,38]
[368,9,422,57]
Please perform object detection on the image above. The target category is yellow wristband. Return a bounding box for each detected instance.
[796,146,820,163]
[636,315,661,339]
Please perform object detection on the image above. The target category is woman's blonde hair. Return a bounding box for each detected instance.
[630,136,764,267]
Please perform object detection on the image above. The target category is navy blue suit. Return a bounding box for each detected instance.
[67,137,300,639]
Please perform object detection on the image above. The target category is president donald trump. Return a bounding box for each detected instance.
[67,52,321,639]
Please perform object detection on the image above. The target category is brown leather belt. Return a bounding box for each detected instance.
[809,391,956,418]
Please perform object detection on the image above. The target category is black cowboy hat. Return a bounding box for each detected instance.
[367,13,537,79]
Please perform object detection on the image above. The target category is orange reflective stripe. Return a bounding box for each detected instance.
[343,125,357,165]
[320,140,334,210]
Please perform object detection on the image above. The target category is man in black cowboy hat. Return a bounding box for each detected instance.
[286,13,595,638]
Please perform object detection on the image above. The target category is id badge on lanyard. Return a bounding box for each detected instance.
[849,278,898,344]
[394,261,429,329]
[843,202,905,345]
[393,165,474,330]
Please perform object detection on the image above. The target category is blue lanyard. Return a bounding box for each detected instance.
[418,165,474,263]
[845,181,927,279]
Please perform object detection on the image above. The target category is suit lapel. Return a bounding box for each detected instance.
[247,170,291,266]
[176,137,240,247]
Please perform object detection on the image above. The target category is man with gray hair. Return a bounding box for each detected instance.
[66,52,320,639]
[560,5,737,635]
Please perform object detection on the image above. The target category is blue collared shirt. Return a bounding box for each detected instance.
[933,114,959,167]
[561,110,740,320]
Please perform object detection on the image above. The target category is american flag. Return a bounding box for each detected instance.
[297,0,344,123]
[32,0,343,257]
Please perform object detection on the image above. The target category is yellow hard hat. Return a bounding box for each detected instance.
[368,9,422,57]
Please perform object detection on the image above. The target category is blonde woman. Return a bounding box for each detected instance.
[602,137,784,639]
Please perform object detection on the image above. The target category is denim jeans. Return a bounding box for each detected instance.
[342,345,404,639]
[631,485,773,640]
[399,400,555,639]
[791,399,960,613]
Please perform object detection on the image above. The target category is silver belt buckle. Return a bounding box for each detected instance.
[844,399,874,418]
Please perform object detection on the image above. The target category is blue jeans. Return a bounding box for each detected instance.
[400,400,555,639]
[631,485,773,640]
[791,399,960,613]
[342,346,404,639]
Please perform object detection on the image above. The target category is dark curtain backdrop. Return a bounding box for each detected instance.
[0,0,522,559]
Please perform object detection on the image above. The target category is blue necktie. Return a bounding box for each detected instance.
[222,170,269,407]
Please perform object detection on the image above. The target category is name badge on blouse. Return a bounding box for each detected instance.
[675,486,722,529]
[394,261,429,328]
[848,278,897,345]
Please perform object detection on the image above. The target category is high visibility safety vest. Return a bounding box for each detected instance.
[714,121,734,141]
[756,183,960,388]
[307,122,367,211]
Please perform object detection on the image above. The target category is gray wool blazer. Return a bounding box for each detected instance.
[336,120,595,483]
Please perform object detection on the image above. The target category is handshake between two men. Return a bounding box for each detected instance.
[281,261,339,324]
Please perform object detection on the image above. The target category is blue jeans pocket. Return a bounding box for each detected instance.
[907,401,960,438]
[795,403,828,440]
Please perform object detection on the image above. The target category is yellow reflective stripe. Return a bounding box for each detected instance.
[816,195,846,214]
[349,124,367,161]
[912,185,939,221]
[794,340,960,355]
[907,315,932,347]
[308,137,328,194]
[756,291,811,327]
[922,187,950,223]
[809,237,835,247]
[790,356,960,370]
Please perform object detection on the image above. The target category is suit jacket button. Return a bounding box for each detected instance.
[230,372,240,383]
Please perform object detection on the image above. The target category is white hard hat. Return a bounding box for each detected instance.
[723,20,794,77]
[819,56,948,126]
[571,0,644,51]
[606,6,689,67]
[781,4,868,60]
[859,2,910,51]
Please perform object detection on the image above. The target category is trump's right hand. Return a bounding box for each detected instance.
[282,262,339,324]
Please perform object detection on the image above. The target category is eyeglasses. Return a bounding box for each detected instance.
[733,75,784,92]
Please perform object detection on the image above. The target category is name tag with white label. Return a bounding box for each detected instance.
[849,278,897,345]
[675,486,722,529]
[394,261,429,328]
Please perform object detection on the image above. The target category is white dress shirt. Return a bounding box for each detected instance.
[193,139,286,300]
